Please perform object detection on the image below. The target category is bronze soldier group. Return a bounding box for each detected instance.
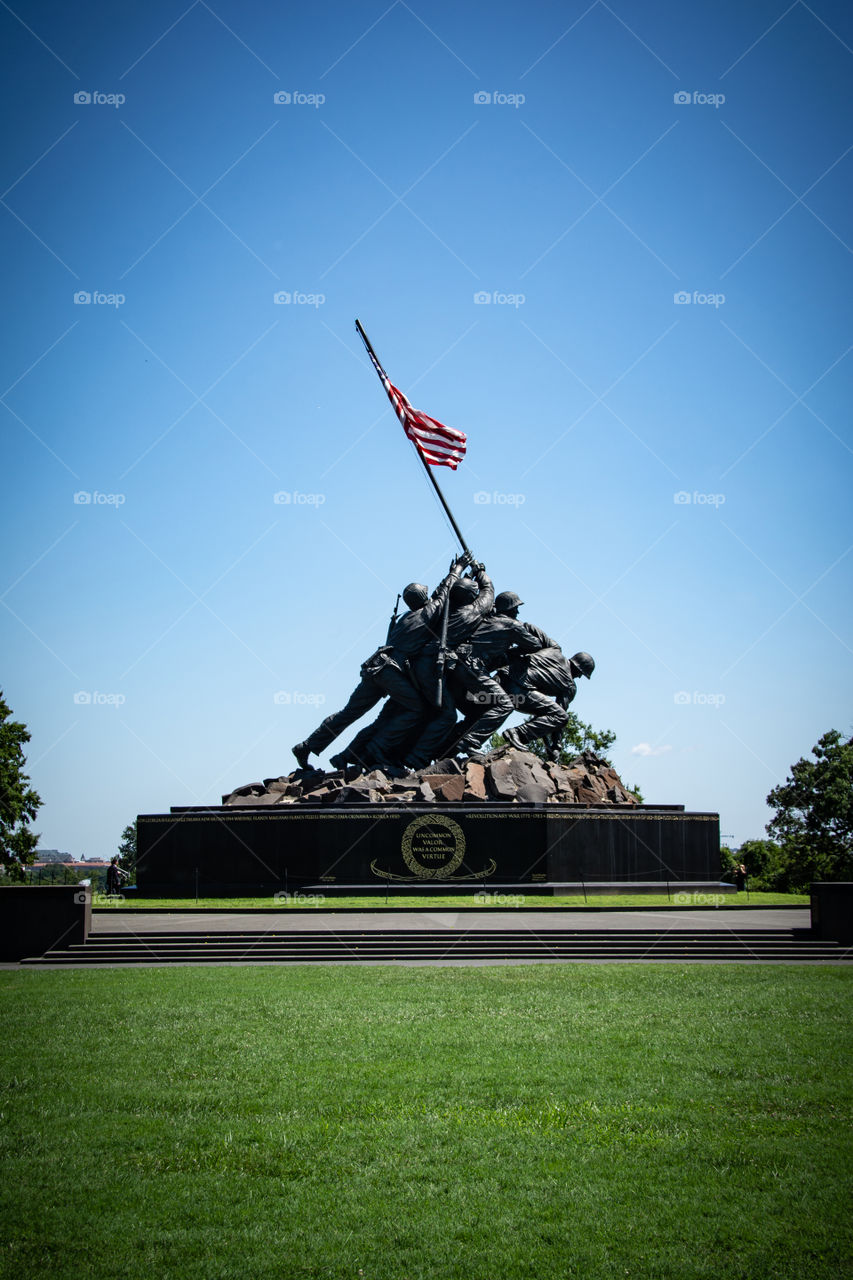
[292,555,594,774]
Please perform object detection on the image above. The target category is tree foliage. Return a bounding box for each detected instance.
[764,729,853,891]
[721,838,785,890]
[118,821,137,880]
[0,691,42,880]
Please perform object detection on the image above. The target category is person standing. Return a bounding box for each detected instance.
[106,857,127,896]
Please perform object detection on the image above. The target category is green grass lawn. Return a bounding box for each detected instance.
[0,966,849,1280]
[100,890,809,910]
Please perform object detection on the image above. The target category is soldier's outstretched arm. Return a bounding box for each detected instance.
[470,565,494,618]
[522,620,561,650]
[504,619,547,655]
[424,558,464,619]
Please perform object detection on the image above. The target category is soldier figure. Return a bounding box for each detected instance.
[435,591,553,758]
[401,562,495,769]
[499,649,595,752]
[292,557,468,771]
[337,562,495,771]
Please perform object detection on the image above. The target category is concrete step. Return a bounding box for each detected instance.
[20,928,849,966]
[82,928,806,943]
[26,951,844,965]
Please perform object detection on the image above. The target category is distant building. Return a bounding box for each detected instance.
[28,859,110,874]
[34,848,74,863]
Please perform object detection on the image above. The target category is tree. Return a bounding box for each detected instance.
[0,691,42,880]
[722,838,785,890]
[117,821,137,881]
[491,711,644,801]
[720,844,735,876]
[765,730,853,891]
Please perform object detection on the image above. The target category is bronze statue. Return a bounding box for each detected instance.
[293,554,594,772]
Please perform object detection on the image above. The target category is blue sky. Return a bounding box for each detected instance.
[2,0,851,858]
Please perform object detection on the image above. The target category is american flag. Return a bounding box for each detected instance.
[363,344,467,470]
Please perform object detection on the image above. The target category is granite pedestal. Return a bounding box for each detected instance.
[136,804,720,896]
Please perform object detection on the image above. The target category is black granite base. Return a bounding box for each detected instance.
[810,882,853,942]
[137,804,720,896]
[0,885,91,960]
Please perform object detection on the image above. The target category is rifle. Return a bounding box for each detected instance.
[385,593,401,644]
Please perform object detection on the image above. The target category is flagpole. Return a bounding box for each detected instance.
[355,319,472,559]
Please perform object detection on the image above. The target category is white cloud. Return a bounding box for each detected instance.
[631,743,673,757]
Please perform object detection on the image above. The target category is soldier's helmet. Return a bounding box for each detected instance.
[450,577,480,606]
[569,651,595,679]
[402,583,429,610]
[494,591,524,615]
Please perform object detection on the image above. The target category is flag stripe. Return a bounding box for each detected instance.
[364,345,467,470]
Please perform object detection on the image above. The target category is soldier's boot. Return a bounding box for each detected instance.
[374,763,411,780]
[292,742,311,770]
[502,727,526,751]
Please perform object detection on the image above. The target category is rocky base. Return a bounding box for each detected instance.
[222,747,639,808]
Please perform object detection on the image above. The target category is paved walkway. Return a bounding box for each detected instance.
[92,908,810,934]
